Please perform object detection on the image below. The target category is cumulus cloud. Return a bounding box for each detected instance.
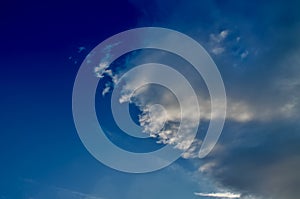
[113,65,200,152]
[95,41,300,165]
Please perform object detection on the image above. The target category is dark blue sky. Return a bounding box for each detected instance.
[0,0,139,197]
[1,0,300,199]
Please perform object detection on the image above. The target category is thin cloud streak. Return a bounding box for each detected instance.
[55,186,106,199]
[194,192,241,198]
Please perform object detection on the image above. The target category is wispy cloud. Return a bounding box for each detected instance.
[211,47,225,55]
[55,186,105,199]
[210,30,229,43]
[194,192,241,198]
[22,178,105,199]
[209,30,229,55]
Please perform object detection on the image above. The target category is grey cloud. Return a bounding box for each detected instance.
[204,121,300,199]
[126,0,300,199]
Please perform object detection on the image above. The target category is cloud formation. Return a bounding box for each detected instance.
[95,0,300,198]
[194,192,240,198]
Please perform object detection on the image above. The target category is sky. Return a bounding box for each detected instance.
[1,0,300,199]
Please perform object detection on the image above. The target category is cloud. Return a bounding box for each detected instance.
[22,178,106,199]
[94,42,121,79]
[114,65,200,152]
[211,47,225,55]
[210,30,229,43]
[198,162,216,173]
[102,84,111,96]
[96,1,300,198]
[96,31,300,164]
[209,30,229,55]
[205,122,300,199]
[77,46,86,53]
[56,186,105,199]
[194,192,240,198]
[240,50,248,59]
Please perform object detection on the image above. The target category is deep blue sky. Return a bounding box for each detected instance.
[1,0,300,199]
[0,0,140,197]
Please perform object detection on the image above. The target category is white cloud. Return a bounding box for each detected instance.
[95,62,109,78]
[199,162,216,173]
[95,33,300,163]
[209,30,229,55]
[240,50,249,59]
[102,85,111,96]
[210,30,229,43]
[194,192,241,198]
[181,139,202,159]
[220,30,229,39]
[212,47,225,55]
[94,49,279,159]
[96,54,299,160]
[94,42,122,95]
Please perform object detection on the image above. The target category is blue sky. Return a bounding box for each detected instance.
[1,0,300,199]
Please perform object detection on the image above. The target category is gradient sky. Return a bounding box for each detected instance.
[1,0,300,199]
